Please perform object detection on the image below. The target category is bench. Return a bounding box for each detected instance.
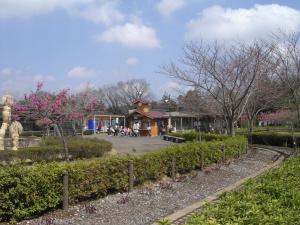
[163,135,186,143]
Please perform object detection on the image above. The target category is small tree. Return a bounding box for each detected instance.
[14,83,75,161]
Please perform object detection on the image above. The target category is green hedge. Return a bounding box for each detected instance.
[250,132,300,148]
[186,155,300,225]
[171,131,230,142]
[0,136,247,222]
[83,130,94,135]
[0,137,112,163]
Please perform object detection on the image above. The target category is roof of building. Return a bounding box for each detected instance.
[127,110,168,119]
[133,100,149,105]
[169,111,221,118]
[144,111,168,119]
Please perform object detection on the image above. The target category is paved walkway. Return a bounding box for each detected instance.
[87,134,173,154]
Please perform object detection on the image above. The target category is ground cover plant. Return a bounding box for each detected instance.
[0,136,112,163]
[185,155,300,225]
[0,136,246,222]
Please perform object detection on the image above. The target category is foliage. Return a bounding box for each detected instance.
[250,132,300,148]
[186,156,300,225]
[13,82,72,127]
[158,218,172,225]
[0,137,112,163]
[171,131,230,142]
[83,130,94,135]
[0,136,246,222]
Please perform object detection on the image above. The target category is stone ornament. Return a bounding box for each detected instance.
[0,95,23,150]
[9,121,23,150]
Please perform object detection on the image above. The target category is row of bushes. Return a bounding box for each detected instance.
[186,155,300,225]
[0,136,247,222]
[172,130,300,148]
[250,132,300,148]
[0,137,112,164]
[171,131,230,142]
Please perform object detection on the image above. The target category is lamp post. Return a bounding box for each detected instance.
[164,98,172,133]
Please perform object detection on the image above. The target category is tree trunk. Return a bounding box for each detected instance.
[248,118,254,145]
[296,105,300,127]
[227,118,235,137]
[58,125,69,161]
[81,118,85,136]
[54,124,61,137]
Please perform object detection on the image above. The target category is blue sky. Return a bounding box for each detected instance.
[0,0,299,99]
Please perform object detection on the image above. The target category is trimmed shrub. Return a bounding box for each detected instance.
[250,132,300,147]
[0,137,112,163]
[186,156,300,225]
[171,131,230,142]
[0,136,247,222]
[83,130,94,135]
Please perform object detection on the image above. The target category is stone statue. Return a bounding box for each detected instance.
[9,121,23,150]
[2,95,13,124]
[0,95,23,150]
[0,123,8,150]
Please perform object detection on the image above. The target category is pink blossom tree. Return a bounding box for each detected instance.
[13,82,77,161]
[258,110,297,125]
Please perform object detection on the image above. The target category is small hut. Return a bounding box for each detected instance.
[126,100,168,136]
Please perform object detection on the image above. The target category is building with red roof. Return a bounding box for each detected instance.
[126,100,169,136]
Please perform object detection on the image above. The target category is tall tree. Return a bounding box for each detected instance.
[101,79,153,114]
[273,31,300,125]
[160,40,273,136]
[177,89,212,113]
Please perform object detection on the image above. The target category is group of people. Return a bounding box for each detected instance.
[104,122,141,137]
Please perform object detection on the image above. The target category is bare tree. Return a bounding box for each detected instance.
[101,79,153,114]
[245,76,284,143]
[118,79,153,106]
[101,85,124,114]
[177,89,212,113]
[273,31,300,125]
[160,40,273,136]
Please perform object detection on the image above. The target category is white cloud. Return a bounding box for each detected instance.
[186,4,300,42]
[0,0,124,26]
[75,82,96,92]
[96,22,160,48]
[72,2,124,25]
[0,67,56,97]
[0,0,94,18]
[156,0,185,17]
[126,57,139,66]
[161,81,190,96]
[0,68,13,76]
[67,66,97,79]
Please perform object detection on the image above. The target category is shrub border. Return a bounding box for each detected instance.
[0,136,247,222]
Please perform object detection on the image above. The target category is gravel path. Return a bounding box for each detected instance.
[15,148,282,225]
